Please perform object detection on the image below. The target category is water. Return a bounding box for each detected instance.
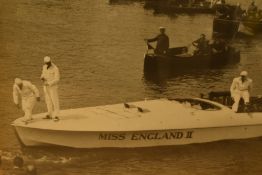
[0,0,262,174]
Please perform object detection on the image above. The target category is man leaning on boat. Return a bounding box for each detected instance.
[230,71,253,113]
[13,78,40,122]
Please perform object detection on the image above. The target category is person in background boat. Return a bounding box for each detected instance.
[13,78,40,122]
[41,56,60,121]
[215,0,230,19]
[192,34,209,55]
[145,27,169,55]
[230,71,253,113]
[211,37,227,53]
[233,3,245,20]
[247,0,258,18]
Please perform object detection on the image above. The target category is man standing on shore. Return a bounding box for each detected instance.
[13,78,40,121]
[41,56,60,120]
[230,71,253,112]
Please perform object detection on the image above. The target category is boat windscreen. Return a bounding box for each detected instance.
[172,98,221,111]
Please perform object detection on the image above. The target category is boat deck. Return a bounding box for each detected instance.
[12,98,262,132]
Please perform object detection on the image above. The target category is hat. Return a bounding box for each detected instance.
[14,78,22,85]
[240,71,248,76]
[44,56,51,63]
[159,26,165,30]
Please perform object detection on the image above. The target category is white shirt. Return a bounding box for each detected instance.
[41,63,60,86]
[230,77,253,94]
[13,80,40,104]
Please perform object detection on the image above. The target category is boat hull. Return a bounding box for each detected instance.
[143,47,240,73]
[14,124,262,148]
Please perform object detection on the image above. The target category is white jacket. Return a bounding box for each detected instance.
[13,80,40,104]
[230,77,253,95]
[41,63,60,86]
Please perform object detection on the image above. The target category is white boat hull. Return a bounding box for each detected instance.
[14,124,262,148]
[12,98,262,148]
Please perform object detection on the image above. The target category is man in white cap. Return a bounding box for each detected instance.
[230,71,253,112]
[40,56,60,120]
[13,78,40,121]
[145,27,169,54]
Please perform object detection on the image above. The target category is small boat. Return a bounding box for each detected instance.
[144,0,215,14]
[143,46,240,73]
[12,92,262,148]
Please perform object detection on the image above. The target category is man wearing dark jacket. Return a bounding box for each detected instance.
[146,27,169,54]
[192,34,209,55]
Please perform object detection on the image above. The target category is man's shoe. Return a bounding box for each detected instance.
[53,116,60,122]
[22,118,33,125]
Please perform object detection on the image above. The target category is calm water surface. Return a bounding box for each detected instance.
[0,0,262,174]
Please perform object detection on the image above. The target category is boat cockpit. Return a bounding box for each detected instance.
[171,98,222,111]
[208,91,262,113]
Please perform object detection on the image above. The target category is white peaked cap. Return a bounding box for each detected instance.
[44,56,51,63]
[14,78,22,85]
[240,71,248,76]
[159,26,165,30]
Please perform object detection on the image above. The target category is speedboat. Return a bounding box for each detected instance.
[12,93,262,148]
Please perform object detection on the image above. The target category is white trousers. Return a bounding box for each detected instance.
[232,90,250,112]
[22,96,36,119]
[43,85,60,117]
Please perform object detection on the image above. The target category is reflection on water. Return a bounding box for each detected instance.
[0,0,262,174]
[2,138,262,175]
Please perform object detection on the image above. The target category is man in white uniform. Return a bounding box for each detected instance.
[13,78,40,121]
[230,71,253,112]
[40,56,60,120]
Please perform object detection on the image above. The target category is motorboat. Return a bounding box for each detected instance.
[12,93,262,148]
[144,0,215,14]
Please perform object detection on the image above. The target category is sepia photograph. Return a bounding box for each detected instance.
[0,0,262,174]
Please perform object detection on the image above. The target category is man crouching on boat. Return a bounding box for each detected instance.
[230,71,253,112]
[13,78,40,122]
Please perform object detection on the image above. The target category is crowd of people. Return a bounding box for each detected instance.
[215,0,262,21]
